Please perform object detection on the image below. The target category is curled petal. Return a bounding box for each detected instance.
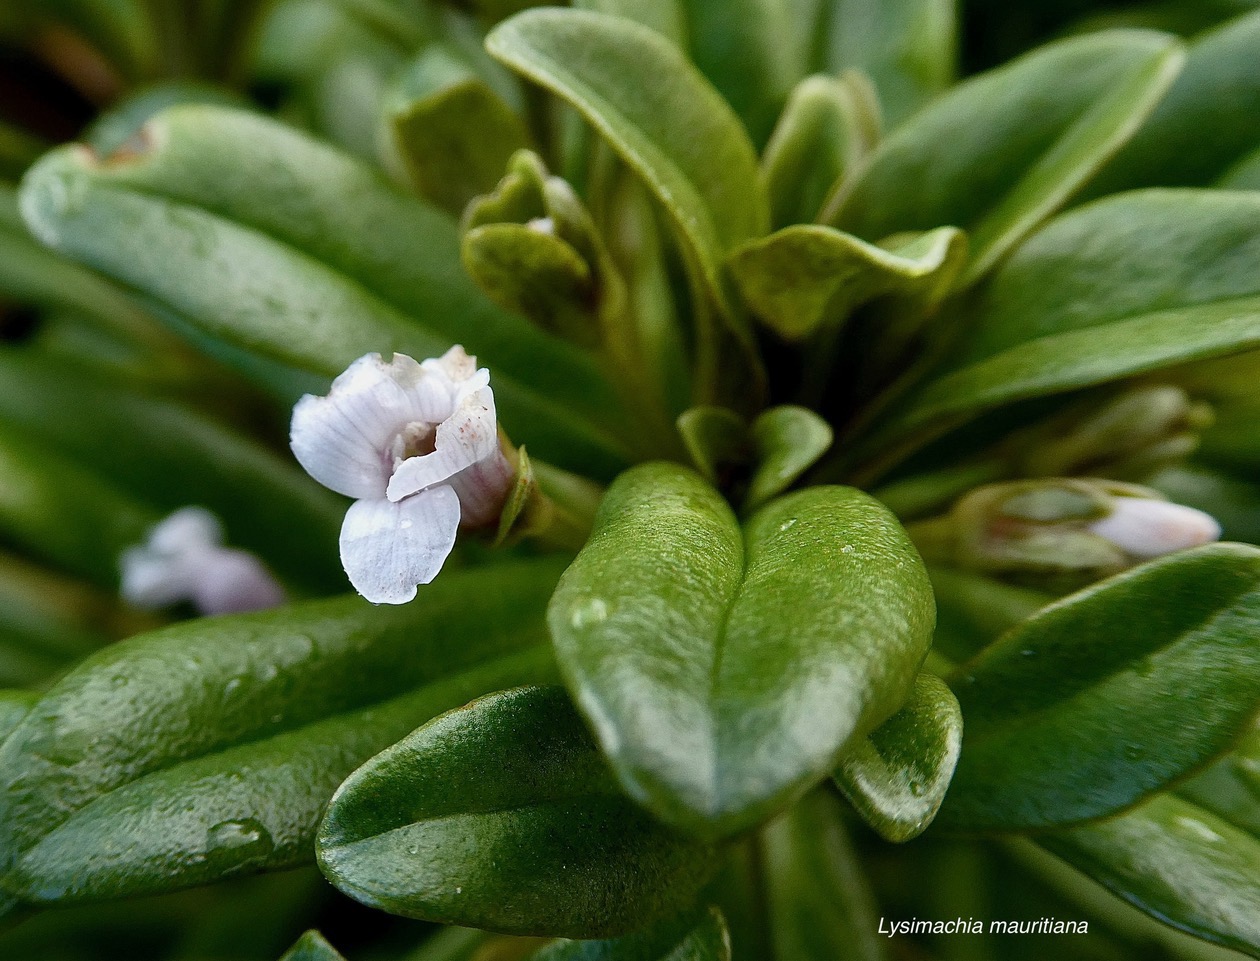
[423,344,479,383]
[340,487,461,604]
[291,353,455,499]
[385,381,500,501]
[1089,497,1222,559]
[446,448,517,528]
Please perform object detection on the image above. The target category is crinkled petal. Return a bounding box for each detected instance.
[386,383,499,501]
[1089,497,1222,559]
[422,344,478,383]
[339,487,461,604]
[192,550,288,615]
[291,353,455,499]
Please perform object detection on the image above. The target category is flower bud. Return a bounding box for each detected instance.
[911,479,1221,589]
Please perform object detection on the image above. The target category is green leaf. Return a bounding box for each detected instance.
[385,46,532,216]
[1178,720,1260,838]
[676,407,749,483]
[1087,9,1260,193]
[822,0,957,127]
[547,463,935,836]
[0,691,34,746]
[279,930,348,961]
[574,0,686,44]
[824,30,1184,285]
[317,686,723,938]
[728,225,966,341]
[530,906,731,960]
[0,559,564,904]
[834,672,963,843]
[874,190,1260,453]
[937,544,1260,832]
[18,105,633,478]
[462,223,598,346]
[0,421,158,586]
[744,406,833,512]
[761,73,878,230]
[486,9,768,369]
[0,552,144,689]
[1220,145,1260,190]
[761,791,886,961]
[1041,794,1260,957]
[0,352,346,594]
[677,0,807,146]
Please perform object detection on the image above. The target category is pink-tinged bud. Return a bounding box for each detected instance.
[1087,496,1221,559]
[289,346,516,604]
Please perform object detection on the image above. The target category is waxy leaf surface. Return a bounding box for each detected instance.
[1043,794,1260,958]
[317,686,723,938]
[18,106,631,477]
[939,544,1260,832]
[826,29,1184,284]
[878,190,1260,450]
[835,672,963,842]
[0,560,564,904]
[548,463,935,836]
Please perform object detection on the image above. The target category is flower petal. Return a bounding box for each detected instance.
[1088,497,1222,559]
[119,545,199,608]
[291,353,455,499]
[192,550,288,615]
[146,506,223,554]
[339,487,461,604]
[385,381,499,501]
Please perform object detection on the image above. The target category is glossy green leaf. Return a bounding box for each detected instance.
[676,407,749,483]
[1088,9,1260,193]
[317,686,723,938]
[548,463,935,836]
[279,930,348,961]
[1178,720,1260,838]
[462,223,598,346]
[677,0,805,146]
[0,186,156,340]
[761,74,878,230]
[834,672,963,842]
[486,10,767,337]
[0,559,564,904]
[0,352,346,593]
[0,421,158,586]
[744,406,833,512]
[574,0,686,44]
[761,790,885,961]
[18,106,633,478]
[385,46,531,216]
[0,691,34,746]
[825,30,1184,285]
[938,544,1260,832]
[823,0,957,127]
[1220,145,1260,190]
[1042,794,1260,957]
[531,906,731,960]
[876,190,1260,451]
[0,552,148,689]
[728,225,965,341]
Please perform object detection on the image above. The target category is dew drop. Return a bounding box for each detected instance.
[841,544,855,554]
[205,818,274,868]
[779,518,798,533]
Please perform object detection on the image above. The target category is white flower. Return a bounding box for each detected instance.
[1088,496,1222,559]
[121,507,286,615]
[289,346,515,604]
